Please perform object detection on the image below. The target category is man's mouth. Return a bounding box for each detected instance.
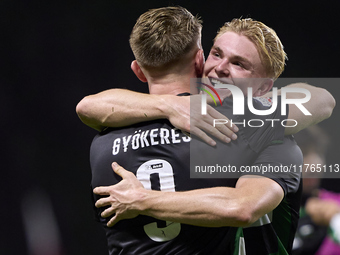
[209,77,234,87]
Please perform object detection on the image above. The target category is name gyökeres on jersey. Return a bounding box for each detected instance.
[112,127,190,155]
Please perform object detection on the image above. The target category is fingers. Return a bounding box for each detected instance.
[93,186,109,195]
[190,126,216,146]
[201,121,235,142]
[107,215,119,227]
[95,197,112,208]
[111,162,133,179]
[199,123,231,144]
[207,105,239,132]
[214,124,238,141]
[190,104,238,145]
[191,114,238,145]
[101,207,116,218]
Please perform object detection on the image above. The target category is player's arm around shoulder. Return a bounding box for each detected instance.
[76,89,238,145]
[76,88,169,131]
[264,83,336,135]
[286,83,335,134]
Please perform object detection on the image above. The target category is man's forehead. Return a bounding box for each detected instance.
[213,32,258,56]
[213,32,262,66]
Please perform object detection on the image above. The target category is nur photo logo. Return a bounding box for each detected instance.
[195,79,312,129]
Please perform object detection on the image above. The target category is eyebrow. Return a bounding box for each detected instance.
[212,46,253,68]
[233,56,253,68]
[212,46,223,56]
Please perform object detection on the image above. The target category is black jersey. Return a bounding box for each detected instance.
[89,96,301,255]
[189,96,289,179]
[90,120,233,255]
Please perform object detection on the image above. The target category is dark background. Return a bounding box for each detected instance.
[1,0,339,254]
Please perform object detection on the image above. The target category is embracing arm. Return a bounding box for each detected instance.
[76,89,174,131]
[265,83,336,135]
[135,176,283,227]
[76,89,237,145]
[94,163,283,228]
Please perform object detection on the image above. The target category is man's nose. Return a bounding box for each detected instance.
[215,59,230,77]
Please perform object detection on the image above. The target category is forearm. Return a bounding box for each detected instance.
[265,83,336,135]
[133,176,283,227]
[77,89,237,145]
[76,89,172,130]
[136,187,248,227]
[95,164,284,228]
[285,83,335,134]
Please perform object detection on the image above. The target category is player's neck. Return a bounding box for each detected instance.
[148,73,197,95]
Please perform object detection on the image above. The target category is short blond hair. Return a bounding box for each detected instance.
[215,18,287,79]
[129,6,202,69]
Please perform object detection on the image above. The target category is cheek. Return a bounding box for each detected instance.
[231,65,249,74]
[202,64,212,77]
[203,57,216,75]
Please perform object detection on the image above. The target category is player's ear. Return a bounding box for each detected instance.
[131,60,147,82]
[254,78,274,97]
[194,49,205,78]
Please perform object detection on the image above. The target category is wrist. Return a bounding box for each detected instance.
[132,188,152,213]
[156,95,175,120]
